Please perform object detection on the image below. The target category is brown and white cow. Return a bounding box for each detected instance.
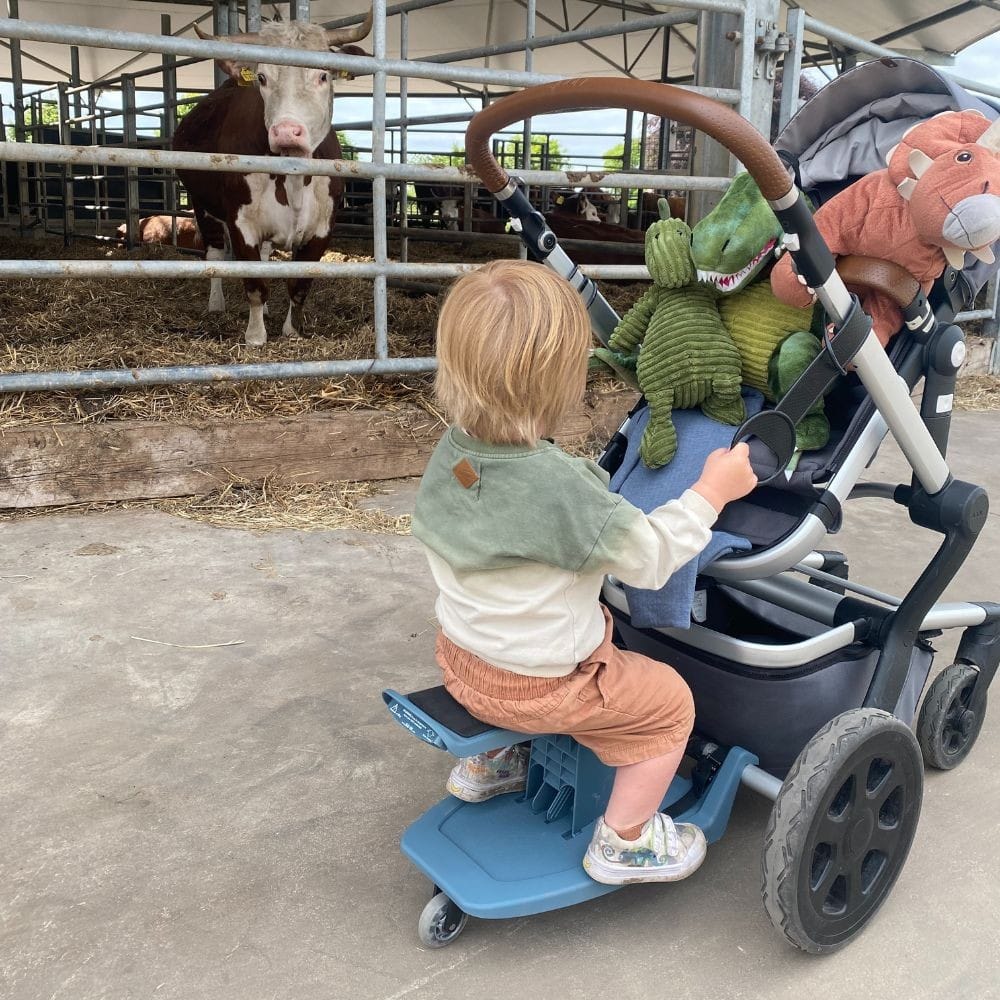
[172,8,372,345]
[550,189,601,223]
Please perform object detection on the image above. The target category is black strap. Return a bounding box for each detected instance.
[732,294,872,480]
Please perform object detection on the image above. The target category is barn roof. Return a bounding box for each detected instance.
[1,0,998,97]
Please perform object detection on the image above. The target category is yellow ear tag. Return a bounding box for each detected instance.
[555,195,564,204]
[239,67,255,87]
[336,69,352,80]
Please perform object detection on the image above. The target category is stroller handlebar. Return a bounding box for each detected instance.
[464,78,794,202]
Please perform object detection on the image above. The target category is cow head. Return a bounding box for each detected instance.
[196,5,372,158]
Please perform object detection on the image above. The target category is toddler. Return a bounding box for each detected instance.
[413,260,756,884]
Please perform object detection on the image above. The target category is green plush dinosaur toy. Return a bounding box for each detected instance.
[691,172,829,452]
[609,199,745,468]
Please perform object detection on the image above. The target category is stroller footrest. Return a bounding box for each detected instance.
[382,686,525,757]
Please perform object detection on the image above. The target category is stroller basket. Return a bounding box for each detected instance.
[606,581,934,775]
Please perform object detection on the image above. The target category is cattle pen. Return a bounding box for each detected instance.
[3,0,1000,510]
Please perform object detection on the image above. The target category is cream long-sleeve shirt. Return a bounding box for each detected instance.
[413,428,717,676]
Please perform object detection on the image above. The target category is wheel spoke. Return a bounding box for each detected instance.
[869,822,904,856]
[864,755,894,802]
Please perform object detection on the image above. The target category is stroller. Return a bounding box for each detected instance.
[383,59,999,953]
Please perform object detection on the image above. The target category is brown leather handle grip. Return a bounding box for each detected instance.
[464,78,794,201]
[836,256,923,310]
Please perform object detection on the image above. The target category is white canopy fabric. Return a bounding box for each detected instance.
[1,0,998,96]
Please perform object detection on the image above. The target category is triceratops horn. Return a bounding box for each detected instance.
[977,117,1000,153]
[326,5,373,46]
[657,197,671,221]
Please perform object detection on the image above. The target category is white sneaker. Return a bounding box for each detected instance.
[583,813,707,885]
[446,745,529,802]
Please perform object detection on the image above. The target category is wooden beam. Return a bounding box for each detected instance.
[0,387,637,509]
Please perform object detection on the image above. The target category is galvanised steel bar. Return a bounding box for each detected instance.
[778,6,805,133]
[322,0,452,25]
[372,0,390,360]
[0,141,734,192]
[0,357,440,394]
[420,10,696,65]
[0,16,740,98]
[247,0,262,32]
[398,9,409,264]
[802,14,1000,101]
[7,0,31,234]
[0,260,649,280]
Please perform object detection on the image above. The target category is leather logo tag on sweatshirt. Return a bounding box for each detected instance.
[452,458,479,489]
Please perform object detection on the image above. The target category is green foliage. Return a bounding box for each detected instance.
[5,100,59,141]
[495,134,567,169]
[602,141,641,171]
[410,143,464,167]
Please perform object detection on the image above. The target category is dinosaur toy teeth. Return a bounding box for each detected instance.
[698,238,778,292]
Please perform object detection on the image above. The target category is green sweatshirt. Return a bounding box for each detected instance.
[413,427,717,676]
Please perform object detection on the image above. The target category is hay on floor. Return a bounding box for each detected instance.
[0,230,643,429]
[0,475,411,535]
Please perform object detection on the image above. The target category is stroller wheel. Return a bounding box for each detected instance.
[916,663,986,770]
[417,891,468,948]
[761,708,923,954]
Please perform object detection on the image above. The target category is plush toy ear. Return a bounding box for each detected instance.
[943,246,967,269]
[977,117,1000,153]
[657,197,670,221]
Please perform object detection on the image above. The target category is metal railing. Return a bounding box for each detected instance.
[1,0,999,394]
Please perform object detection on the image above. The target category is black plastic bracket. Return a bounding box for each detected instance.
[955,603,1000,715]
[865,479,990,711]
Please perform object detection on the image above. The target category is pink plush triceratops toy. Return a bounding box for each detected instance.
[771,110,1000,345]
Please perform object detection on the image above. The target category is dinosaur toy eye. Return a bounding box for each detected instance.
[956,150,974,163]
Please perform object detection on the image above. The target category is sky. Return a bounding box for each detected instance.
[3,31,1000,172]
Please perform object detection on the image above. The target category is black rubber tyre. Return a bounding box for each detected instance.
[761,708,923,954]
[916,663,986,770]
[417,892,468,948]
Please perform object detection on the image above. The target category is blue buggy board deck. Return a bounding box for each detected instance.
[385,687,757,920]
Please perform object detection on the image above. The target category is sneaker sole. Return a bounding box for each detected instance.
[582,840,707,886]
[446,773,527,803]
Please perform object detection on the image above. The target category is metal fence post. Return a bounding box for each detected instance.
[57,81,74,246]
[121,74,139,247]
[689,4,740,222]
[778,6,805,134]
[246,0,262,33]
[740,0,781,140]
[372,0,389,359]
[399,9,410,264]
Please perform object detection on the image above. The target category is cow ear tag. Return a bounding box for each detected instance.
[239,67,255,87]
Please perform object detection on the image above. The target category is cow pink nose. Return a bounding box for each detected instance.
[270,121,305,145]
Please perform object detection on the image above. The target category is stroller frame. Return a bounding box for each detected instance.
[384,71,999,954]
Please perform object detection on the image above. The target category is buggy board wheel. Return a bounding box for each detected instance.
[916,663,986,770]
[418,892,468,948]
[761,708,923,954]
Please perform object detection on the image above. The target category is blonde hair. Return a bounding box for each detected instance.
[435,260,592,444]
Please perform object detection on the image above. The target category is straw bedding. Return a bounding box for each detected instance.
[0,229,638,530]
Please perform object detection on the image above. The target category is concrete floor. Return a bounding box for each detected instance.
[2,411,999,1000]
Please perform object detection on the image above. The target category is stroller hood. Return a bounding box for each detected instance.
[775,57,1000,298]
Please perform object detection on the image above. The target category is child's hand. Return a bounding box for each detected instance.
[691,443,758,513]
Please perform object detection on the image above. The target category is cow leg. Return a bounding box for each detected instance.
[259,241,272,316]
[206,246,227,312]
[244,280,269,346]
[193,208,228,313]
[284,236,327,338]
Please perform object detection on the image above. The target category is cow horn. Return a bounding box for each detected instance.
[977,117,1000,153]
[326,5,373,46]
[193,24,263,46]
